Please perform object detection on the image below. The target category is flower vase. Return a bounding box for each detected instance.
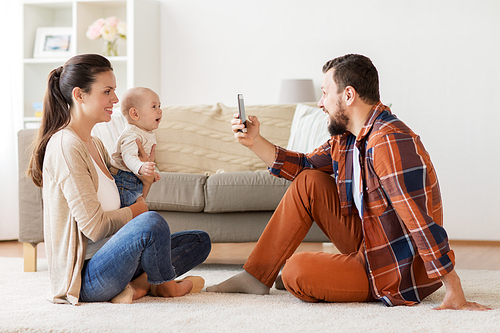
[103,40,118,57]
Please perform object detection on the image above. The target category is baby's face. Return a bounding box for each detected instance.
[135,90,162,131]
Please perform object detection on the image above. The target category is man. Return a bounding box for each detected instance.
[207,54,490,310]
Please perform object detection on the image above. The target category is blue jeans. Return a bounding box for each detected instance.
[112,169,143,208]
[80,211,211,302]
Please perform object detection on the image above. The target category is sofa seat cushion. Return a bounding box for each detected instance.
[146,172,208,212]
[204,171,291,213]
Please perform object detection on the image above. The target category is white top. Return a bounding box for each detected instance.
[110,124,156,176]
[85,153,121,260]
[352,145,363,219]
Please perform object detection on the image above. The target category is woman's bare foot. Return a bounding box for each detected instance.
[180,276,205,293]
[129,273,151,300]
[154,280,193,297]
[110,284,134,304]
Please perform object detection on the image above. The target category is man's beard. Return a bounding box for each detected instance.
[327,100,349,136]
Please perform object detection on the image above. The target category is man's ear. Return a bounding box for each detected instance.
[344,86,356,106]
[72,87,84,104]
[129,107,140,120]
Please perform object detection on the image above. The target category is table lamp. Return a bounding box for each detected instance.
[279,79,316,103]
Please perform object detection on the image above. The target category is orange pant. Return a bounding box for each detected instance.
[244,169,374,303]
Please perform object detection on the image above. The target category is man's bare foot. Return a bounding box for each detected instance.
[153,280,194,297]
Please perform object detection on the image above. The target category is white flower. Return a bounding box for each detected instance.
[117,21,127,37]
[101,25,118,42]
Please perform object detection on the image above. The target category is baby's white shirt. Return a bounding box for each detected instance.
[110,124,156,176]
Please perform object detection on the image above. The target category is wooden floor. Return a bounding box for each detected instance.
[1,240,499,270]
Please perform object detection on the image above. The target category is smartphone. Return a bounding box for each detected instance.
[237,94,247,132]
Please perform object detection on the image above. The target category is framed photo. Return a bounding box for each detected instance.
[34,27,74,58]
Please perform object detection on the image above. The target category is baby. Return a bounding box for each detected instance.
[111,87,162,207]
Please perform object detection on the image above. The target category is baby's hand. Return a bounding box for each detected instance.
[154,171,161,182]
[139,162,156,177]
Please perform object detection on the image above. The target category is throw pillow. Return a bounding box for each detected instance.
[286,103,331,153]
[91,113,127,155]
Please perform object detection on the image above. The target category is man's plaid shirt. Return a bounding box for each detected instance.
[269,101,455,306]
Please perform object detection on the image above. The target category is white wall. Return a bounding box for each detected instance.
[0,0,22,240]
[159,0,500,240]
[3,0,499,241]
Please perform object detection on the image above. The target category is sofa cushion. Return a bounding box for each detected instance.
[287,103,331,153]
[146,172,207,212]
[154,103,297,175]
[218,103,297,153]
[91,114,127,156]
[204,170,291,213]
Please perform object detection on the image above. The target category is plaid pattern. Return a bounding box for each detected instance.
[270,102,454,306]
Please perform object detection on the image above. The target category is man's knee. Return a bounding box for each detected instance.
[281,252,311,287]
[281,252,320,302]
[287,170,339,210]
[292,169,337,192]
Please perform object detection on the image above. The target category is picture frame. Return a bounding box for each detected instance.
[34,27,74,58]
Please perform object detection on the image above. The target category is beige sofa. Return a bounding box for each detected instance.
[18,103,328,272]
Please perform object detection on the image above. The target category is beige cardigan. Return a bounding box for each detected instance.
[42,127,132,305]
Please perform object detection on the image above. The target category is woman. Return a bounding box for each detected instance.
[27,54,211,305]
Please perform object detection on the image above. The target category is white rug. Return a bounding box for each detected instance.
[0,258,499,333]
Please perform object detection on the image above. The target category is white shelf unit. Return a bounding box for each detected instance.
[22,0,160,128]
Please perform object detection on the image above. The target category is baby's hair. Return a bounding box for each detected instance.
[120,87,155,119]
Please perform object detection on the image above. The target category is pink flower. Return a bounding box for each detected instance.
[105,16,120,28]
[86,18,106,40]
[86,17,126,41]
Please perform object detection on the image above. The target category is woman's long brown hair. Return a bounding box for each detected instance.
[27,54,113,187]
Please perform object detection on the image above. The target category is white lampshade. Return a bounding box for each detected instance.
[279,79,316,103]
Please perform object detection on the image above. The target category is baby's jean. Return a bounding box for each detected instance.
[112,169,143,208]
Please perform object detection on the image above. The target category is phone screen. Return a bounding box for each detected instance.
[237,94,247,132]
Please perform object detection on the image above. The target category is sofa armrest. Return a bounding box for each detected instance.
[18,129,44,245]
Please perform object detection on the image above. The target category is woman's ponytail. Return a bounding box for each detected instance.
[42,66,72,137]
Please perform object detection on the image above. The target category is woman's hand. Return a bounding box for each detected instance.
[129,196,148,218]
[136,139,156,198]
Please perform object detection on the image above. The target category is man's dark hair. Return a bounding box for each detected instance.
[322,54,380,104]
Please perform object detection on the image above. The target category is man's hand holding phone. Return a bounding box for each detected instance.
[232,94,260,148]
[231,94,275,166]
